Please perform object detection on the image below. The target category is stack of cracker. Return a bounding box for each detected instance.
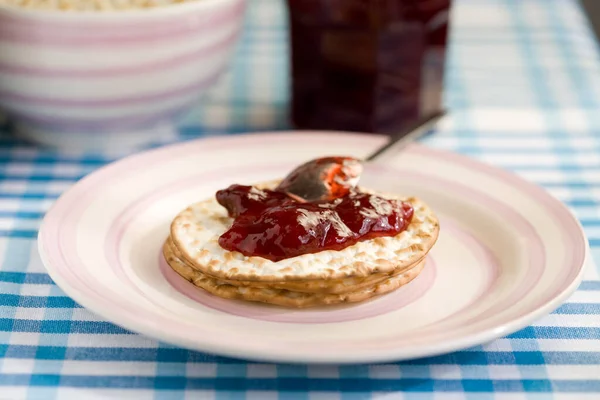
[163,184,439,308]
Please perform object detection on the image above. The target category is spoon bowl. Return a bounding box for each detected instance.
[278,111,447,202]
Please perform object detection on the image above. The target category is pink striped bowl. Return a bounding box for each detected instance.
[0,0,246,150]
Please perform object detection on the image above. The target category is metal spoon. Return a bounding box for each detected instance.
[276,110,447,202]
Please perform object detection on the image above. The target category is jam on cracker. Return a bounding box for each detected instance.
[216,184,414,262]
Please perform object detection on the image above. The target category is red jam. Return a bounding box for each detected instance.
[216,184,414,262]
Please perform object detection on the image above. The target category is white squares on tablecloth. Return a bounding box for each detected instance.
[433,394,476,400]
[555,0,592,25]
[57,388,156,400]
[4,163,35,176]
[568,289,600,304]
[480,340,513,352]
[580,170,600,183]
[249,0,285,25]
[584,224,600,239]
[25,247,52,275]
[423,137,463,151]
[0,219,38,232]
[308,393,341,400]
[370,393,407,400]
[246,391,278,400]
[535,339,600,352]
[39,181,73,195]
[469,110,546,133]
[519,2,552,28]
[69,308,105,322]
[480,153,562,167]
[493,393,535,400]
[0,181,29,193]
[453,2,512,28]
[480,137,553,150]
[66,333,158,348]
[50,164,92,178]
[246,65,279,105]
[486,364,522,380]
[469,90,537,109]
[429,364,463,379]
[184,391,215,400]
[546,365,600,380]
[533,314,600,329]
[545,187,586,201]
[558,109,595,132]
[0,200,28,213]
[7,215,39,231]
[457,45,524,69]
[0,387,29,400]
[572,207,600,221]
[1,199,55,216]
[7,332,41,346]
[492,335,600,354]
[571,136,600,149]
[584,262,600,281]
[0,358,35,374]
[13,306,50,321]
[17,283,52,298]
[185,362,217,378]
[62,360,155,377]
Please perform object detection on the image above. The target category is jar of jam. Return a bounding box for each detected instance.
[286,0,451,134]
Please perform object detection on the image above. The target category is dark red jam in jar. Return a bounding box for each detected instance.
[216,184,414,262]
[287,0,451,134]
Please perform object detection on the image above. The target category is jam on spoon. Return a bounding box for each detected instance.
[276,156,363,203]
[216,185,413,262]
[275,112,447,203]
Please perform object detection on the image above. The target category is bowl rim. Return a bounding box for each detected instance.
[0,0,243,21]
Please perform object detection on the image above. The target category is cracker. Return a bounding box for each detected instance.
[170,182,439,282]
[166,236,423,294]
[163,240,427,308]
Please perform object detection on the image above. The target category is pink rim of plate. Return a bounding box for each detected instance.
[38,132,588,363]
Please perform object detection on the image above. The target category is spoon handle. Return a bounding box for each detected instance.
[364,109,447,162]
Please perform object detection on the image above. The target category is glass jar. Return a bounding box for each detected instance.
[287,0,451,133]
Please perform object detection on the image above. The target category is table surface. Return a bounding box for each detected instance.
[1,0,600,399]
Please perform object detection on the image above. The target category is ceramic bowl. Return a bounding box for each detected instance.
[0,0,246,150]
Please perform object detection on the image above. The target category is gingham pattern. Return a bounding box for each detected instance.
[0,0,599,398]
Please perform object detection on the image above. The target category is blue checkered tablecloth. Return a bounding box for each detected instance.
[1,0,600,398]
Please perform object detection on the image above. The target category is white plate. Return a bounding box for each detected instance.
[38,132,589,364]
